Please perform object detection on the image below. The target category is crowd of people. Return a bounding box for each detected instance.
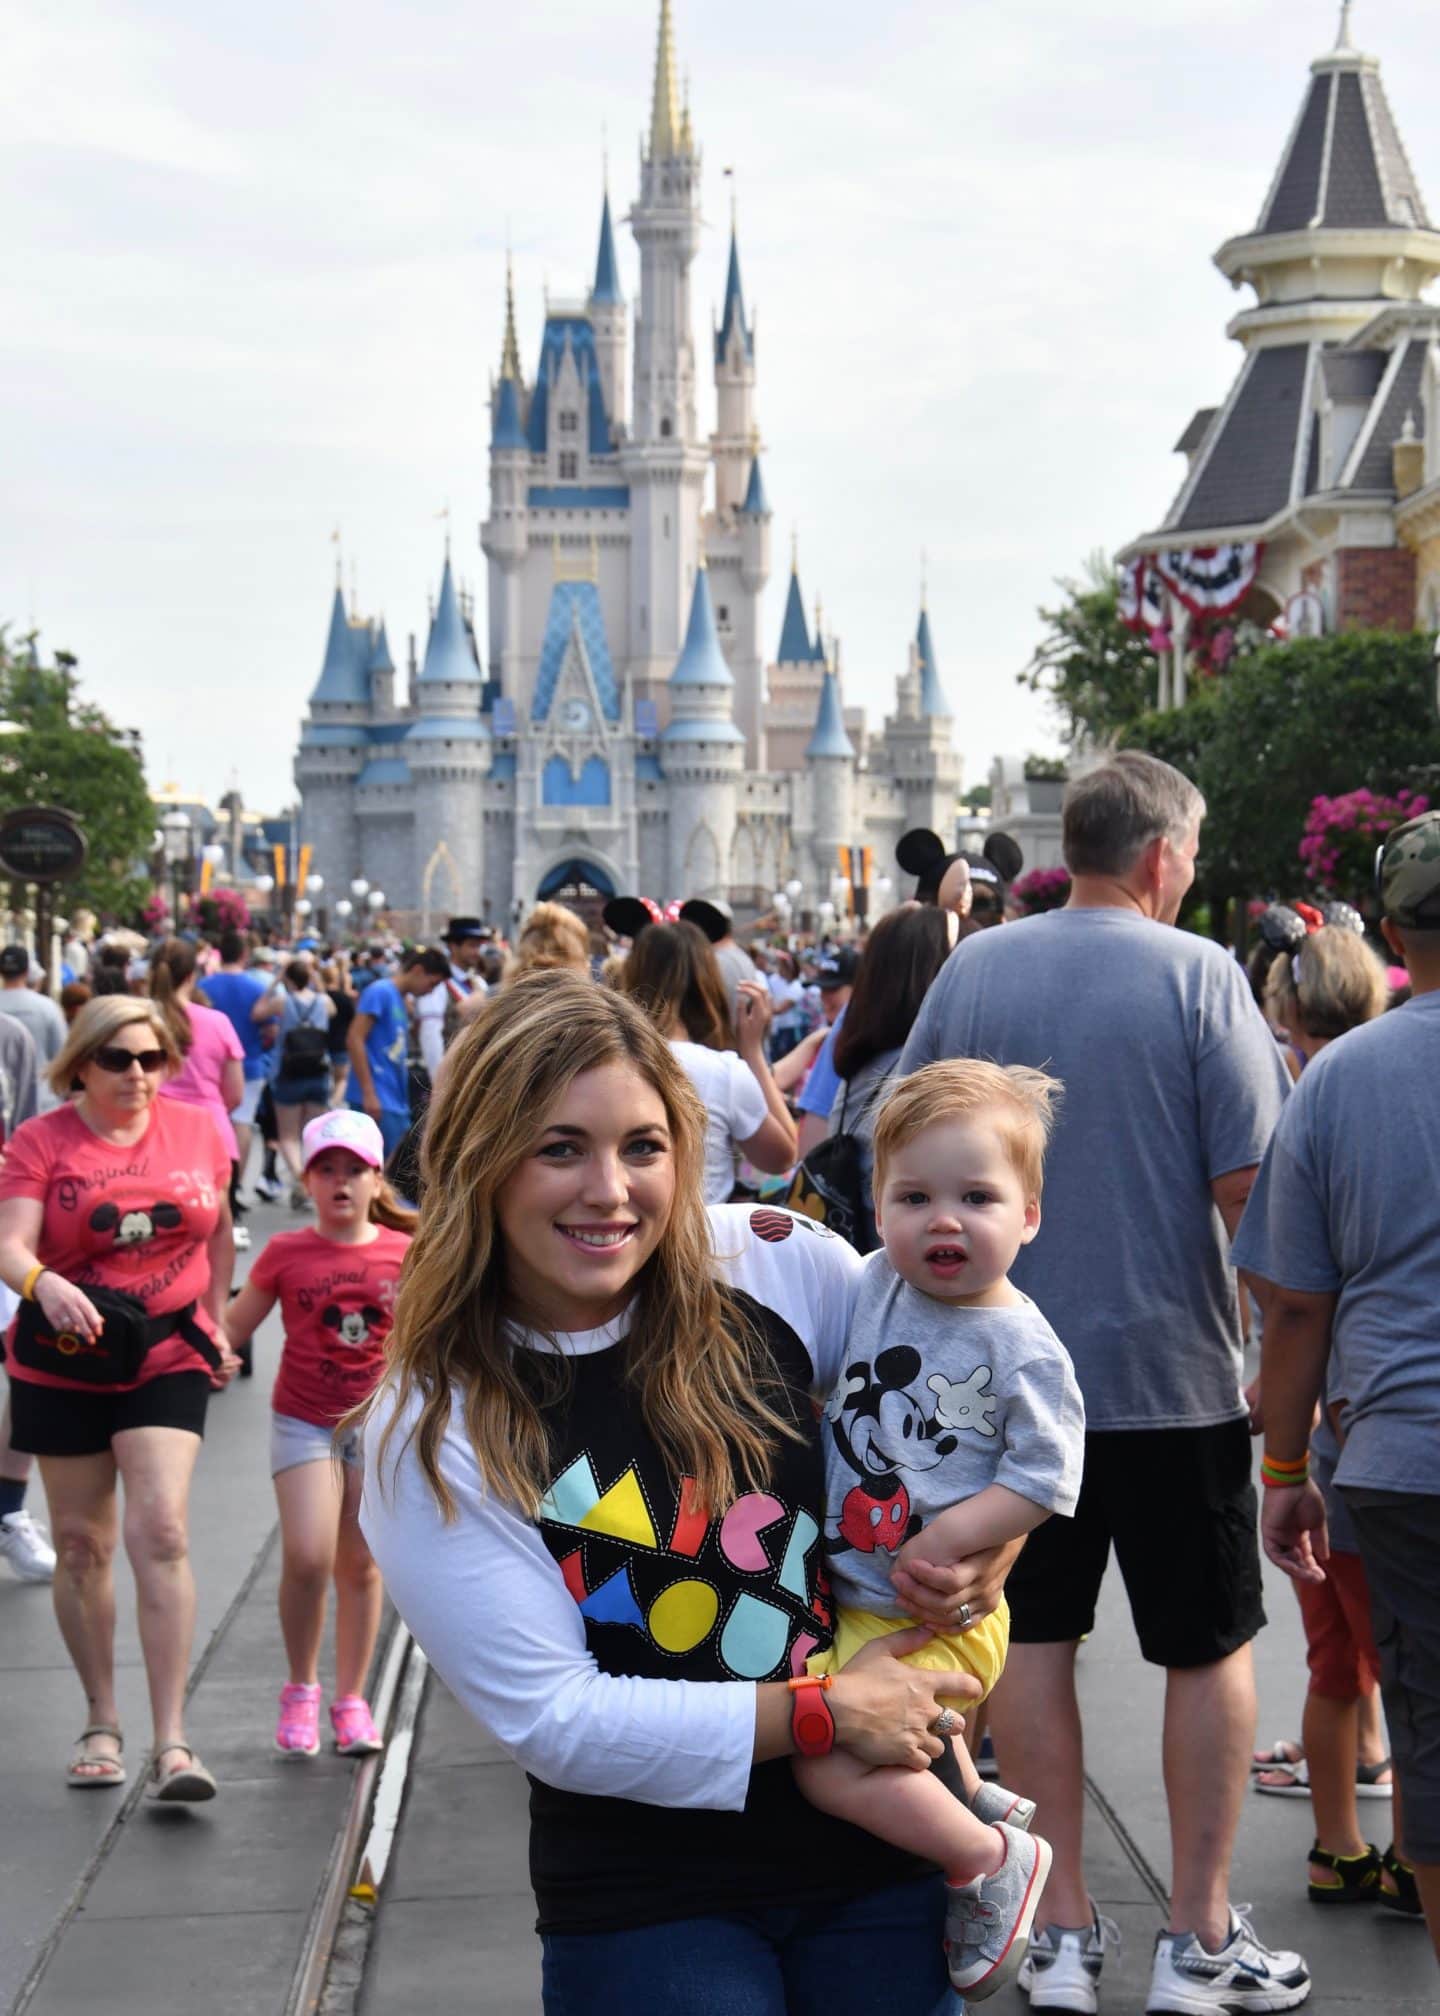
[1,751,1437,2011]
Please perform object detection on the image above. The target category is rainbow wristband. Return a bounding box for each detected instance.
[1261,1456,1310,1489]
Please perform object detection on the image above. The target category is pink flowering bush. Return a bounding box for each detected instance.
[201,887,252,933]
[1011,865,1072,915]
[1298,787,1429,898]
[141,892,170,932]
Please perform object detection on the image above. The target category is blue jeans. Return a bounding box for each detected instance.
[541,1875,962,2015]
[350,1104,410,1164]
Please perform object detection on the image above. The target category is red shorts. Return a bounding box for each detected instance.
[1295,1547,1382,1702]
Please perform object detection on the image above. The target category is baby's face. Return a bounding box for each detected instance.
[875,1111,1039,1307]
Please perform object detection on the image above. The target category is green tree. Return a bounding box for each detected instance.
[0,628,154,919]
[1019,552,1159,748]
[1125,631,1440,907]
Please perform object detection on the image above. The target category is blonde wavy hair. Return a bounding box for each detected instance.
[367,971,798,1521]
[509,901,591,980]
[873,1058,1063,1201]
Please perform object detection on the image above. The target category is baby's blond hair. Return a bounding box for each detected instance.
[873,1059,1063,1202]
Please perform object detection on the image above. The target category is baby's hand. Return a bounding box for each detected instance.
[893,1531,937,1581]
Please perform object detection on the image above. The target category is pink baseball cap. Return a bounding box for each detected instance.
[301,1110,386,1173]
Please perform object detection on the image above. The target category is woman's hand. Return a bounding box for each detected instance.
[209,1337,242,1389]
[828,1626,982,1771]
[734,981,773,1055]
[34,1270,105,1343]
[889,1535,1026,1634]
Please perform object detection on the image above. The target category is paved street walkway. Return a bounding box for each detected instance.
[3,1227,1433,2012]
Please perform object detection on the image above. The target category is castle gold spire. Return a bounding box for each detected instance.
[500,255,523,385]
[649,0,683,159]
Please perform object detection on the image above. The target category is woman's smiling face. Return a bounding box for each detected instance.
[495,1061,676,1333]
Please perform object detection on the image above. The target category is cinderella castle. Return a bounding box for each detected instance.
[294,1,960,931]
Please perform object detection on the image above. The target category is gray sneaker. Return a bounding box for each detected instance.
[945,1823,1053,2000]
[1018,1910,1121,2013]
[969,1779,1036,1831]
[1147,1906,1310,2013]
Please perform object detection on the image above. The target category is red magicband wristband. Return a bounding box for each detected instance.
[787,1674,835,1758]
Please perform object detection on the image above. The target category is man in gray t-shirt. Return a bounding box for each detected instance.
[1238,809,1440,1954]
[900,753,1304,2011]
[0,947,66,1112]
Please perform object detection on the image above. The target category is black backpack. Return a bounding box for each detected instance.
[278,993,331,1081]
[783,1072,888,1253]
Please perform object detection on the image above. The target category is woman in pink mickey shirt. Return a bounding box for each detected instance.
[0,995,239,1800]
[225,1111,413,1759]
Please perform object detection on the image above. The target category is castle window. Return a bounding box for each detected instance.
[558,451,578,480]
[557,411,578,434]
[660,417,672,438]
[716,605,730,625]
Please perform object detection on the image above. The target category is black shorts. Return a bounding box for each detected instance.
[1006,1419,1264,1668]
[7,1370,211,1458]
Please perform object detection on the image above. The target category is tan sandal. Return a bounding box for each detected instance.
[146,1741,217,1803]
[68,1723,126,1790]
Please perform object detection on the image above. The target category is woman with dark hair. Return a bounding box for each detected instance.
[620,922,796,1202]
[152,937,246,1193]
[358,973,1020,2013]
[829,905,962,1228]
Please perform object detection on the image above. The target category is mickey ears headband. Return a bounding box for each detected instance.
[602,896,730,945]
[895,828,1025,900]
[1257,900,1348,953]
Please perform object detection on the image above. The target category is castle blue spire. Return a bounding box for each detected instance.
[741,455,769,516]
[310,585,370,705]
[492,374,526,449]
[367,620,395,676]
[418,556,481,685]
[806,669,855,761]
[715,227,754,366]
[777,566,812,664]
[915,607,950,717]
[671,567,734,689]
[593,190,622,305]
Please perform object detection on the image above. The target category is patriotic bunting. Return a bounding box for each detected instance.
[1154,542,1264,618]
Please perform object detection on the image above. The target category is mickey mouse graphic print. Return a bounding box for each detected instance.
[819,1249,1086,1659]
[248,1224,410,1426]
[0,1098,230,1392]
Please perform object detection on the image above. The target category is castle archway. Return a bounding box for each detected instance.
[535,855,617,932]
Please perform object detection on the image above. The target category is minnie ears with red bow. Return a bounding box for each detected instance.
[602,897,731,944]
[895,829,1025,904]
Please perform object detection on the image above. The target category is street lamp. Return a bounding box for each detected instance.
[161,810,193,922]
[294,899,313,919]
[785,878,803,904]
[351,878,370,900]
[335,898,353,921]
[366,889,386,912]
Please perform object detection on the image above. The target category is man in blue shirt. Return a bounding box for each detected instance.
[794,946,856,1158]
[347,946,450,1162]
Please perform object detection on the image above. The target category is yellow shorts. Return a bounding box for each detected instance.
[808,1598,1010,1707]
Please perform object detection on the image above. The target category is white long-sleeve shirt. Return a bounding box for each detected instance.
[360,1205,862,1811]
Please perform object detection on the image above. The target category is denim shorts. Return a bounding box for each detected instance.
[272,1074,331,1109]
[269,1410,361,1477]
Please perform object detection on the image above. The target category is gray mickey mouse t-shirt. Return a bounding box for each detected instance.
[822,1250,1086,1617]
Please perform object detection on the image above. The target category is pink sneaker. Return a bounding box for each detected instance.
[275,1682,322,1757]
[330,1695,382,1756]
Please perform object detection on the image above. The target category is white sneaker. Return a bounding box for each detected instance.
[945,1823,1053,2000]
[1018,1910,1120,2013]
[0,1508,57,1582]
[1147,1906,1310,2014]
[232,1223,252,1251]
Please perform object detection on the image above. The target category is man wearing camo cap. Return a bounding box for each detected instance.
[1236,807,1440,1960]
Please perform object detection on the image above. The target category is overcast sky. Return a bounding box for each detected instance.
[4,1,1438,813]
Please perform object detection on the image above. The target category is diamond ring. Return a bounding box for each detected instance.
[932,1707,962,1737]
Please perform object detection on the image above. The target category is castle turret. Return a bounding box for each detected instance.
[882,602,962,843]
[712,221,757,521]
[731,453,772,766]
[481,259,531,700]
[590,189,628,434]
[662,566,744,897]
[295,583,370,899]
[406,552,490,910]
[620,0,708,719]
[806,666,856,908]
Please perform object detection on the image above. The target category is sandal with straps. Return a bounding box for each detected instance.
[67,1724,126,1790]
[1307,1842,1382,1905]
[146,1741,217,1804]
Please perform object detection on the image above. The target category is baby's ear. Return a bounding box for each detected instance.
[1020,1195,1042,1244]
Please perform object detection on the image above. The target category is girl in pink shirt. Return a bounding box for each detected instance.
[150,940,246,1230]
[225,1111,413,1759]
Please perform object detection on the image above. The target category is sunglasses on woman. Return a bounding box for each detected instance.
[92,1045,168,1074]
